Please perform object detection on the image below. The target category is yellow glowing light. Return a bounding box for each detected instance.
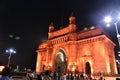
[106,61,110,74]
[68,63,71,66]
[72,66,75,72]
[0,66,5,72]
[36,62,39,68]
[118,53,120,57]
[115,66,118,74]
[49,63,52,66]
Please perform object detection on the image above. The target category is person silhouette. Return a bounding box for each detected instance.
[0,67,11,80]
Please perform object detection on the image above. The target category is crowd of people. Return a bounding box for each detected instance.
[0,67,105,80]
[37,71,93,80]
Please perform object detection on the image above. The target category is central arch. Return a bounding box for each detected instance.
[54,49,67,73]
[85,62,91,75]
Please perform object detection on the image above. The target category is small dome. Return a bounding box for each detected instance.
[49,22,54,32]
[69,13,76,24]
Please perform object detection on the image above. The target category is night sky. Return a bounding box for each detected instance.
[0,0,120,69]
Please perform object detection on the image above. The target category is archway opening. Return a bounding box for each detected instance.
[85,62,91,75]
[55,49,67,73]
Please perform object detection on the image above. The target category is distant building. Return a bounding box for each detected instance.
[36,14,118,75]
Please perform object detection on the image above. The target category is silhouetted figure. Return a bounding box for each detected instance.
[0,67,11,80]
[37,72,43,80]
[43,71,51,80]
[28,72,34,80]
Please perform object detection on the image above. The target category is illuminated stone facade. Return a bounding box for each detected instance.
[36,15,118,75]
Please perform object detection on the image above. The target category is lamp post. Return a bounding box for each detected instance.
[114,22,120,47]
[6,48,16,67]
[104,16,120,47]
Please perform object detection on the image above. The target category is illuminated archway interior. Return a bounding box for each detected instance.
[55,49,66,73]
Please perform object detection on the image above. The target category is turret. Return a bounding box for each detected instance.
[69,13,76,24]
[69,13,77,32]
[48,23,54,39]
[49,22,54,32]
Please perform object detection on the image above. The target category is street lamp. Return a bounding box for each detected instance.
[104,16,120,47]
[6,48,16,67]
[118,51,120,57]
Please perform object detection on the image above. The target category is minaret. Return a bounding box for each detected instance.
[69,12,76,24]
[49,22,54,32]
[69,13,77,32]
[48,22,54,39]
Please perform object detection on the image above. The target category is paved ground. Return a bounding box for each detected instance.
[93,77,120,80]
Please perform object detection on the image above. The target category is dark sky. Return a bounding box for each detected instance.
[0,0,120,69]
